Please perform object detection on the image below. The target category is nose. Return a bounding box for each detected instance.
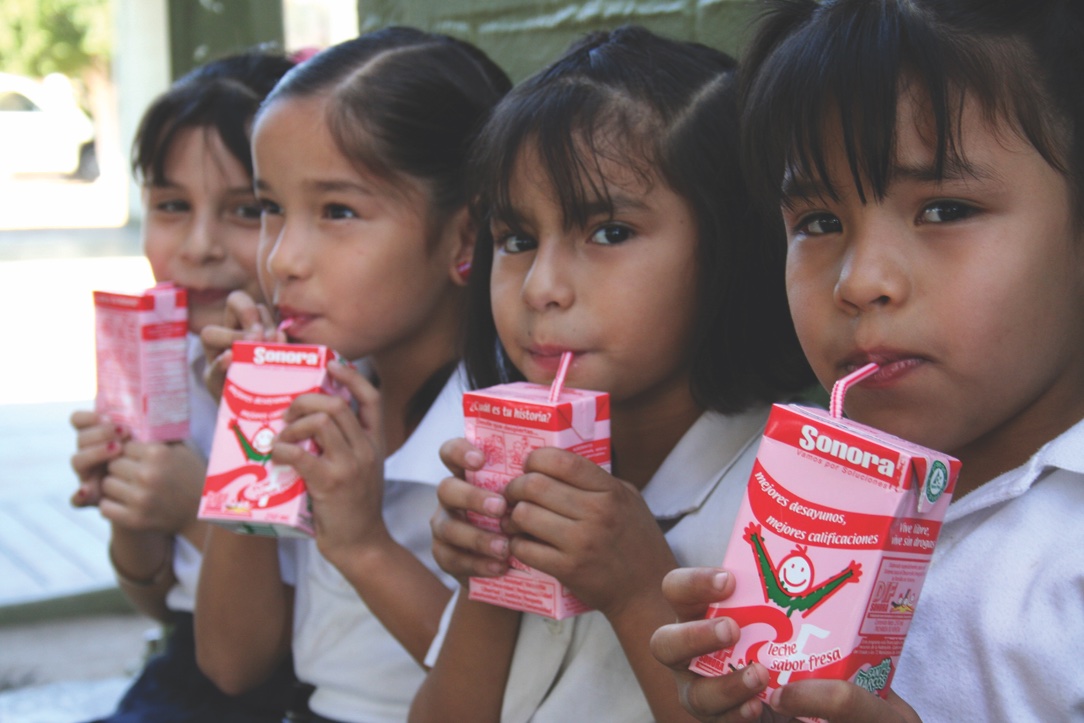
[521,238,575,312]
[179,208,226,264]
[833,220,910,314]
[262,215,311,284]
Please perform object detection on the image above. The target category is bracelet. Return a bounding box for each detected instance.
[109,541,173,588]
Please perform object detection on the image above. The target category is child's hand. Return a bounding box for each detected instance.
[650,567,921,723]
[200,290,279,400]
[70,410,128,507]
[503,447,676,618]
[100,440,206,535]
[271,361,386,567]
[429,438,510,585]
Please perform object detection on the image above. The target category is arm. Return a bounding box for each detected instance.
[409,440,522,721]
[649,567,921,723]
[274,362,453,663]
[194,526,294,695]
[503,448,699,723]
[97,438,207,621]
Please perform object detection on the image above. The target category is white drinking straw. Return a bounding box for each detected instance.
[829,362,880,418]
[548,351,573,403]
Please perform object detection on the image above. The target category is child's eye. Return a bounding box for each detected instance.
[234,202,263,221]
[155,199,190,214]
[324,203,358,220]
[794,212,842,236]
[259,199,282,216]
[918,201,977,224]
[496,232,536,254]
[589,224,633,246]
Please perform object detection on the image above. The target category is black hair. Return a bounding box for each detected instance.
[132,48,295,183]
[740,0,1084,223]
[259,26,512,234]
[463,25,814,413]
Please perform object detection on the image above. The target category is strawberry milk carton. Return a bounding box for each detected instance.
[690,365,958,720]
[465,377,610,619]
[93,283,189,442]
[198,340,350,537]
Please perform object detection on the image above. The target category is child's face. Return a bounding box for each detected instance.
[782,88,1084,483]
[251,95,464,361]
[142,126,263,334]
[490,146,700,416]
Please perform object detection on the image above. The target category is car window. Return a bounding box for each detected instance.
[0,92,40,112]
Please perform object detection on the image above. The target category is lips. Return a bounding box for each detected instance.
[838,350,927,388]
[275,306,317,339]
[525,346,579,374]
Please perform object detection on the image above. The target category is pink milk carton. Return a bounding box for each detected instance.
[690,396,958,719]
[465,381,610,619]
[93,283,189,442]
[198,340,350,538]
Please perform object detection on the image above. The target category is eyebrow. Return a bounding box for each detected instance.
[253,177,376,196]
[781,157,997,200]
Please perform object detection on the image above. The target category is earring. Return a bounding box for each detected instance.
[456,259,472,281]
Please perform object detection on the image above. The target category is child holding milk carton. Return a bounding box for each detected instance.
[410,26,814,722]
[70,50,299,722]
[649,1,1084,721]
[194,29,511,723]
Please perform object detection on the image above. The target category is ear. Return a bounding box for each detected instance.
[443,205,476,287]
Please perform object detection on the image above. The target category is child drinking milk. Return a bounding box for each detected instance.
[410,25,814,722]
[69,50,299,722]
[649,1,1084,721]
[193,28,510,723]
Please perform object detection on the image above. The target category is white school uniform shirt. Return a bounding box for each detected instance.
[892,416,1084,723]
[279,366,463,723]
[164,333,216,613]
[426,406,770,722]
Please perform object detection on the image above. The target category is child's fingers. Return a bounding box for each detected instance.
[661,567,736,622]
[203,348,232,402]
[650,616,739,669]
[677,664,771,723]
[771,680,919,723]
[70,440,122,480]
[438,437,486,479]
[69,409,102,431]
[200,324,243,364]
[430,505,510,566]
[522,446,611,492]
[326,360,381,431]
[436,475,506,519]
[222,290,264,333]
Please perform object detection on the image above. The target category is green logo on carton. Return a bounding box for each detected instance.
[854,658,892,693]
[925,461,948,504]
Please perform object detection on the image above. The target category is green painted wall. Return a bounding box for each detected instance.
[357,0,758,82]
[168,0,284,80]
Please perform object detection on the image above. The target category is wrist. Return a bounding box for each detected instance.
[109,539,174,588]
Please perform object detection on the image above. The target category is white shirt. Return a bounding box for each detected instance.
[893,416,1084,722]
[164,333,215,613]
[283,366,463,723]
[427,407,770,722]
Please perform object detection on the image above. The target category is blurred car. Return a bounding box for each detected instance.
[0,72,98,180]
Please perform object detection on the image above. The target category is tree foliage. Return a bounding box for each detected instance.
[0,0,112,78]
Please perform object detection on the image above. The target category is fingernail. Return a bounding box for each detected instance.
[712,571,729,590]
[465,450,485,468]
[482,496,505,515]
[114,426,125,436]
[744,664,767,691]
[107,441,119,452]
[713,618,737,645]
[739,700,761,720]
[485,560,505,575]
[489,537,508,557]
[769,687,784,708]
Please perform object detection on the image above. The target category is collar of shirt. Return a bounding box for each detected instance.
[946,414,1084,523]
[640,406,769,522]
[384,363,467,487]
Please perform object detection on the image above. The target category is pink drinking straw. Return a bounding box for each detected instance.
[548,351,573,403]
[829,362,880,418]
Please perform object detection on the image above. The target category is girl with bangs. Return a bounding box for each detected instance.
[651,1,1084,721]
[411,25,813,722]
